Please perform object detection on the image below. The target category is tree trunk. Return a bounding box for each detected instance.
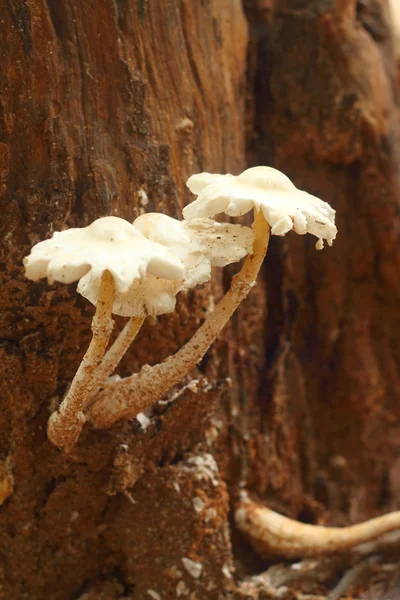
[1,0,400,599]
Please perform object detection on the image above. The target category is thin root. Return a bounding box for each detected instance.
[235,496,400,558]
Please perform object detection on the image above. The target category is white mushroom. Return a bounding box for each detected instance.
[87,213,256,428]
[90,213,254,404]
[184,165,337,249]
[24,216,185,451]
[184,172,235,195]
[88,167,337,430]
[133,212,254,288]
[25,216,185,317]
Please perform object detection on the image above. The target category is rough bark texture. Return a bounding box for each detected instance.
[236,0,400,592]
[244,0,400,518]
[1,0,400,599]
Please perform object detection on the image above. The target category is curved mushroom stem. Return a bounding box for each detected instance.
[87,211,270,428]
[87,316,145,404]
[95,316,145,384]
[47,270,115,451]
[235,496,400,558]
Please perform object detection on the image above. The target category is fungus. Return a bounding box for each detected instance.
[88,167,336,429]
[87,213,255,427]
[94,212,252,393]
[235,494,400,558]
[133,212,254,289]
[24,216,185,451]
[184,165,337,249]
[89,216,246,401]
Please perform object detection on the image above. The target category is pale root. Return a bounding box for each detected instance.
[87,211,270,428]
[47,271,115,451]
[235,497,400,558]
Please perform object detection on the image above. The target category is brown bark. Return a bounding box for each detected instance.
[1,0,400,599]
[235,0,400,584]
[0,1,247,598]
[243,0,400,514]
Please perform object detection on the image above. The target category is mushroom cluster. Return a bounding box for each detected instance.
[88,166,337,430]
[24,212,253,450]
[24,165,337,451]
[25,167,400,562]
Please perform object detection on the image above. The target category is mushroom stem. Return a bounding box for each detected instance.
[90,316,145,397]
[235,497,400,558]
[47,271,115,451]
[87,211,270,428]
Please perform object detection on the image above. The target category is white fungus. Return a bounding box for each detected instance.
[87,165,337,433]
[184,166,337,249]
[23,215,189,451]
[24,216,186,317]
[133,212,254,289]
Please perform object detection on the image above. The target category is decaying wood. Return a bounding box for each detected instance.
[240,0,400,521]
[0,1,248,597]
[1,0,400,598]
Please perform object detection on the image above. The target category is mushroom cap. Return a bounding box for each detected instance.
[184,166,337,248]
[133,213,254,288]
[79,271,182,317]
[186,172,235,195]
[24,216,186,316]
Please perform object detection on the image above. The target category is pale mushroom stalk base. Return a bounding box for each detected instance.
[85,316,146,409]
[47,271,115,451]
[88,211,270,428]
[235,498,400,558]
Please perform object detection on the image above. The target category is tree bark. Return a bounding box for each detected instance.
[1,0,400,599]
[236,0,400,586]
[244,0,400,514]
